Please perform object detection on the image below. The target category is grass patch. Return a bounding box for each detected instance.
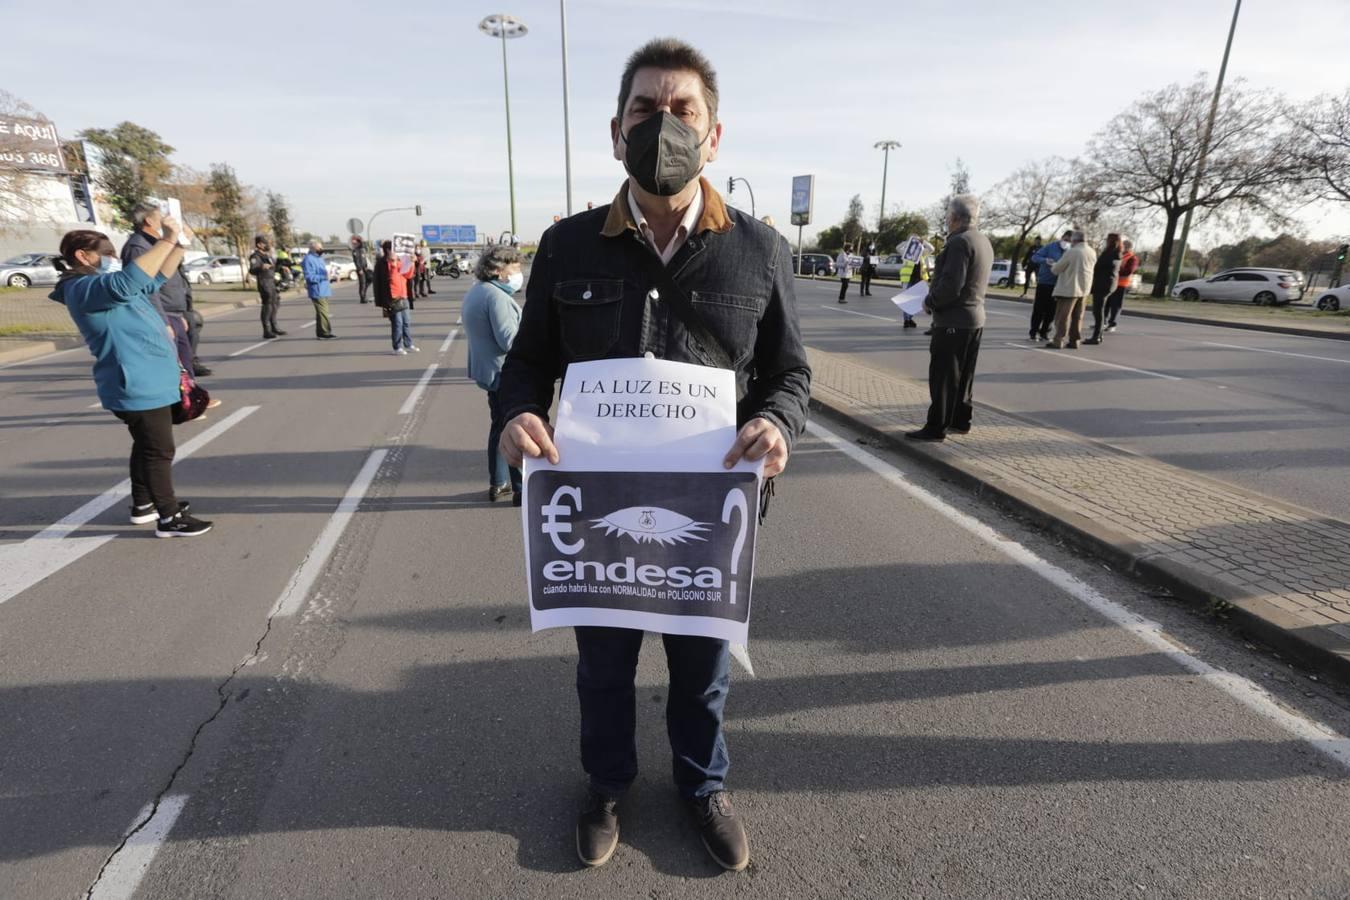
[0,324,69,337]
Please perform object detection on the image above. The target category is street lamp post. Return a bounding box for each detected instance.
[874,140,901,232]
[725,177,756,218]
[479,13,528,238]
[1168,0,1242,295]
[365,205,423,246]
[559,0,574,216]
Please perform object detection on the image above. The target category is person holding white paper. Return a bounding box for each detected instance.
[497,37,811,873]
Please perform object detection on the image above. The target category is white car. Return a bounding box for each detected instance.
[326,255,358,281]
[989,259,1026,288]
[1313,283,1350,312]
[185,256,244,285]
[1171,268,1301,306]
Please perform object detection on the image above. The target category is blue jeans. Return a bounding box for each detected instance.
[575,626,730,800]
[389,307,412,349]
[486,390,522,490]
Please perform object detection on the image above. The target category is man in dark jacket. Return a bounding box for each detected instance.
[907,193,993,441]
[859,241,876,296]
[121,201,210,376]
[351,236,370,303]
[248,235,287,339]
[497,38,810,874]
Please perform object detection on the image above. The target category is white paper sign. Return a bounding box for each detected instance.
[891,281,929,316]
[522,358,762,645]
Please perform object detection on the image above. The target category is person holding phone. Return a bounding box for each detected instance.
[52,218,214,537]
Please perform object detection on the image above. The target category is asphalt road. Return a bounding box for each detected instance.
[797,278,1350,520]
[2,278,1348,898]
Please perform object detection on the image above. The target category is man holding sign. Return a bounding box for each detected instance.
[498,38,811,872]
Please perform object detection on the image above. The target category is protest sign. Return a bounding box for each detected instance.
[891,281,929,316]
[900,235,931,263]
[522,358,761,644]
[391,232,417,263]
[0,116,63,173]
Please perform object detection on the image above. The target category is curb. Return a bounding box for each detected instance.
[985,291,1350,342]
[0,298,256,367]
[808,390,1350,684]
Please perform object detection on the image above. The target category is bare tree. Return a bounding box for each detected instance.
[1290,88,1350,205]
[0,90,60,236]
[983,157,1075,281]
[928,158,972,232]
[1079,75,1302,296]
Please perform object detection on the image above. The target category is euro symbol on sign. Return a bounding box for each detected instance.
[542,485,584,555]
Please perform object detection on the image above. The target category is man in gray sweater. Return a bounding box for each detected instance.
[907,193,993,441]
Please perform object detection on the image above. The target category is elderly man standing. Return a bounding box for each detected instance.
[906,194,993,442]
[302,240,335,339]
[1047,230,1096,349]
[498,37,811,872]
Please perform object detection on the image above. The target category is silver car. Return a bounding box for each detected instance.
[1,253,61,288]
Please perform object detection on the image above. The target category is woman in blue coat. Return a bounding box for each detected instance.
[50,222,213,537]
[461,246,525,504]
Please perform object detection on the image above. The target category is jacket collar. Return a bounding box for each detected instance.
[600,177,734,239]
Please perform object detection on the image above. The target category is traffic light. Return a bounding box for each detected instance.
[415,205,423,216]
[726,177,734,195]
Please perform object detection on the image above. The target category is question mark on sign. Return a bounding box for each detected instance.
[721,488,749,605]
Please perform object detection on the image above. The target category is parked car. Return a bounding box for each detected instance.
[791,253,835,276]
[989,259,1026,288]
[326,255,358,281]
[185,256,244,285]
[875,254,908,279]
[1,252,61,288]
[1313,283,1350,312]
[1171,268,1301,305]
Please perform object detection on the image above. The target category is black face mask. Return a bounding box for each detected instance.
[621,111,709,197]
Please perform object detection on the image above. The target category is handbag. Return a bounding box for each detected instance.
[172,369,210,424]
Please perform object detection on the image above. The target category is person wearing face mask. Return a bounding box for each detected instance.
[121,201,209,376]
[302,240,336,339]
[50,225,214,537]
[375,240,419,354]
[497,37,810,874]
[461,245,525,503]
[248,235,287,339]
[1029,229,1072,341]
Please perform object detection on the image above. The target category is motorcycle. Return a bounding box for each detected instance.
[434,259,462,279]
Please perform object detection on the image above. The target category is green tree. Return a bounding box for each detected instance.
[266,192,293,249]
[77,122,174,228]
[841,195,866,249]
[813,225,844,254]
[208,163,250,277]
[874,210,930,256]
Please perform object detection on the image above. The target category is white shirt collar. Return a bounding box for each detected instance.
[628,186,704,266]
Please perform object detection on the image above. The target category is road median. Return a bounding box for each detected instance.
[806,345,1350,683]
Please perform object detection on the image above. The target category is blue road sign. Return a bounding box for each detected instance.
[421,225,442,242]
[442,225,477,244]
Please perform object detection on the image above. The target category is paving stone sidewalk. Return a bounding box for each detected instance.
[807,346,1350,679]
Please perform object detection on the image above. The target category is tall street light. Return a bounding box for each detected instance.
[480,13,528,238]
[1168,0,1242,294]
[874,140,901,232]
[559,0,574,216]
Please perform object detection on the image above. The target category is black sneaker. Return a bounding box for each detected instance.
[903,319,917,329]
[949,425,971,435]
[155,512,213,538]
[1083,337,1101,345]
[576,789,619,867]
[130,500,190,525]
[193,366,213,377]
[905,429,946,442]
[488,483,512,502]
[688,791,749,872]
[274,329,288,335]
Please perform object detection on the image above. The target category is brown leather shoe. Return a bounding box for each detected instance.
[688,791,749,871]
[576,789,619,867]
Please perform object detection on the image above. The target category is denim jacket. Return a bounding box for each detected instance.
[498,178,812,449]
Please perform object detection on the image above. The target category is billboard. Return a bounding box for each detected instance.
[421,225,476,244]
[790,175,814,227]
[421,225,442,242]
[0,116,64,173]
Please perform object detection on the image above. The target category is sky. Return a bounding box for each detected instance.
[4,0,1349,249]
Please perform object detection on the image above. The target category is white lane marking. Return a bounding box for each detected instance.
[270,449,387,617]
[806,419,1350,771]
[818,305,897,323]
[1003,342,1182,381]
[0,406,260,606]
[1198,340,1350,365]
[88,401,103,408]
[88,794,188,900]
[439,327,460,354]
[227,338,273,358]
[398,363,440,415]
[0,346,82,371]
[983,310,1021,318]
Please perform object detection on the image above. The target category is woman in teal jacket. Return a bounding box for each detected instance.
[50,223,213,537]
[462,245,525,503]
